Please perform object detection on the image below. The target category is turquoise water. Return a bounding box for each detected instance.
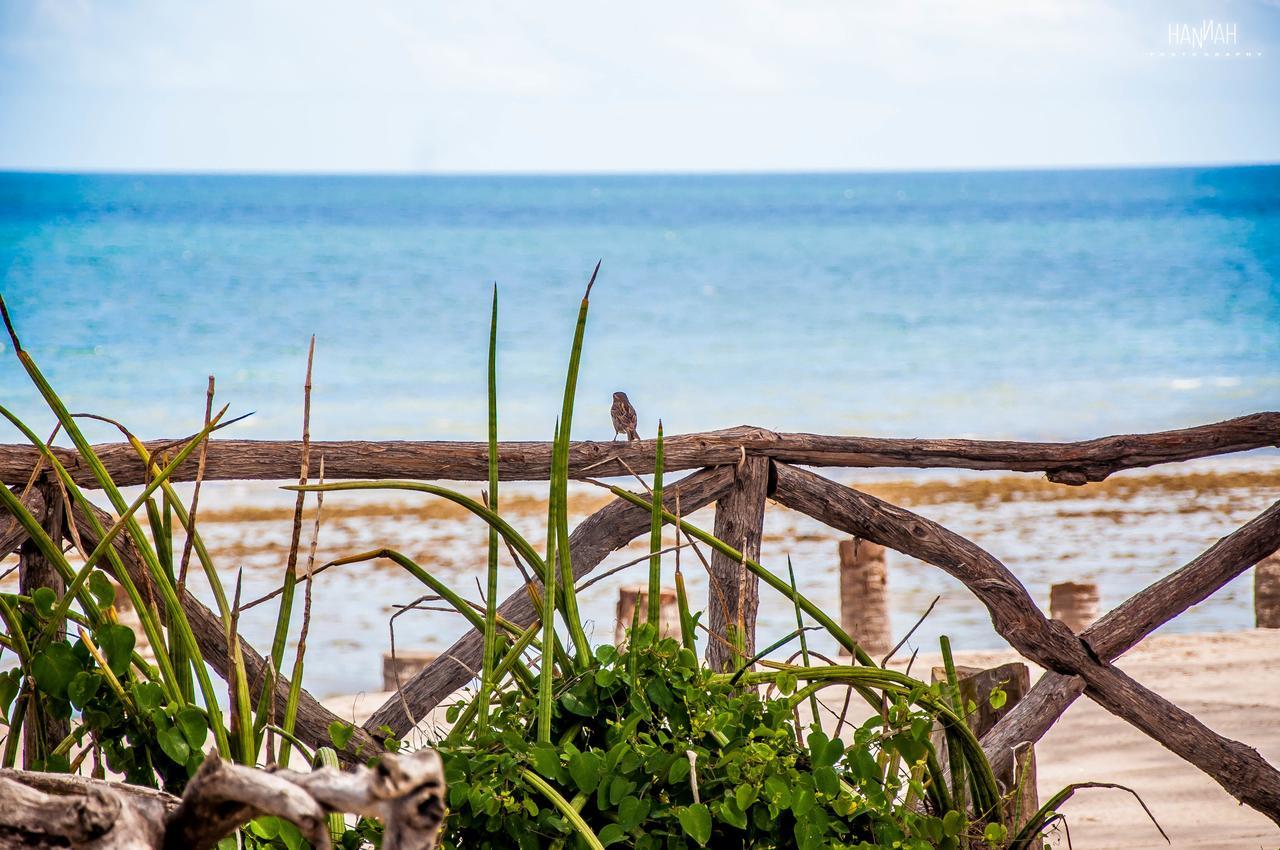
[1,167,1278,445]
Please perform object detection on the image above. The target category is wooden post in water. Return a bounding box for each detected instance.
[382,650,439,692]
[17,481,68,768]
[932,662,1039,829]
[707,455,770,671]
[1049,581,1099,633]
[838,537,891,657]
[1255,552,1280,629]
[615,585,680,645]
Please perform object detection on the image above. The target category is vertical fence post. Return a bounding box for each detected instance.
[838,537,891,657]
[932,662,1038,828]
[1049,581,1098,633]
[18,480,67,768]
[1256,552,1280,628]
[615,585,679,646]
[706,455,770,672]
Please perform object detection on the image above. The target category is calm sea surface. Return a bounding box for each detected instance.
[2,167,1278,445]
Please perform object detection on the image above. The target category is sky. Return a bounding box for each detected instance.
[0,0,1278,173]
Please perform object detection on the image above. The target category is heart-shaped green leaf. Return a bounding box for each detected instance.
[157,724,190,764]
[176,706,208,749]
[88,572,116,609]
[32,587,57,617]
[677,803,712,846]
[67,671,102,709]
[96,624,135,678]
[31,643,80,699]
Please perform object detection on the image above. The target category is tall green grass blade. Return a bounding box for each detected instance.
[479,284,500,726]
[538,421,562,744]
[1010,781,1168,848]
[939,635,969,815]
[647,422,664,624]
[674,569,697,652]
[518,767,606,850]
[550,264,599,665]
[787,556,821,727]
[313,746,347,842]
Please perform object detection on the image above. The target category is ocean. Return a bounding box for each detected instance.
[2,167,1279,697]
[2,167,1278,445]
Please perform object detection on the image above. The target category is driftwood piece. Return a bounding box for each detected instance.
[1255,550,1280,628]
[982,495,1280,777]
[1,412,1275,488]
[772,462,1280,822]
[930,663,1038,828]
[1048,581,1099,632]
[67,500,378,761]
[838,537,892,657]
[706,455,771,671]
[362,465,736,736]
[0,483,46,559]
[0,749,444,850]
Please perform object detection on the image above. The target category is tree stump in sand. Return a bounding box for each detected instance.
[383,650,439,693]
[615,585,679,645]
[1256,552,1280,629]
[838,538,891,657]
[1049,581,1098,633]
[932,662,1039,830]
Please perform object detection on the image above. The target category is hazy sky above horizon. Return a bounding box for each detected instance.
[1,1,1278,173]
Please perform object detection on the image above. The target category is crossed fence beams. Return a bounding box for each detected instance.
[2,414,1280,822]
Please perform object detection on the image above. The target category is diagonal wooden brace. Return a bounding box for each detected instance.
[772,462,1280,822]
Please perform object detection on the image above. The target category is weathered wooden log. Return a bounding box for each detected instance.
[706,455,771,671]
[2,412,1275,488]
[931,663,1038,828]
[383,650,439,692]
[66,500,378,762]
[362,465,736,736]
[772,462,1280,822]
[614,585,679,645]
[0,748,444,850]
[1255,551,1280,628]
[982,495,1280,779]
[1049,581,1098,633]
[838,537,891,657]
[18,480,67,769]
[0,484,46,559]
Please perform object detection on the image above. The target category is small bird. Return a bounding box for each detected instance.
[611,391,640,441]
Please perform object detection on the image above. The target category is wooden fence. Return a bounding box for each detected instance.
[2,412,1279,822]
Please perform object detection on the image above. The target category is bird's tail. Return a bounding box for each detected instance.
[627,428,639,441]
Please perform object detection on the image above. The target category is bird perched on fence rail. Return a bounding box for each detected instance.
[611,391,640,441]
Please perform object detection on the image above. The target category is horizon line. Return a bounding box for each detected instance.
[3,159,1279,180]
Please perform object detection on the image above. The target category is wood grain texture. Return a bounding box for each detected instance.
[362,465,736,736]
[705,455,770,671]
[2,412,1275,488]
[772,462,1280,821]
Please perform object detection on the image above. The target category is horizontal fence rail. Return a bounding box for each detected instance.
[0,413,1276,488]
